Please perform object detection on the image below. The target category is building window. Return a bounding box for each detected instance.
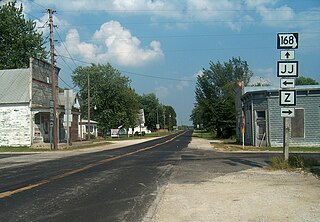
[291,109,304,138]
[35,113,40,124]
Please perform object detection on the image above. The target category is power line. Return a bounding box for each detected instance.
[53,8,320,13]
[54,27,78,68]
[28,0,47,10]
[56,55,196,83]
[56,31,320,42]
[56,19,320,28]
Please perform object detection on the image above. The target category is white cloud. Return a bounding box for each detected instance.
[245,0,278,9]
[194,70,204,78]
[30,0,320,34]
[252,67,278,86]
[257,5,295,27]
[155,86,169,99]
[64,29,98,60]
[176,79,190,91]
[57,21,163,67]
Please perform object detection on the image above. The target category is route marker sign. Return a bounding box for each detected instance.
[280,50,295,60]
[277,61,298,77]
[280,90,296,106]
[277,33,299,49]
[280,78,295,88]
[281,108,295,118]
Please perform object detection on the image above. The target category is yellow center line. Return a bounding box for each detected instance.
[0,131,186,199]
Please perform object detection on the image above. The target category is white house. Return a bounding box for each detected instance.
[79,119,99,139]
[0,58,81,146]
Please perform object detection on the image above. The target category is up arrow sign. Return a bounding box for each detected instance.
[280,50,295,60]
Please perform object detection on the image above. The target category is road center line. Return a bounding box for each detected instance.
[0,131,186,199]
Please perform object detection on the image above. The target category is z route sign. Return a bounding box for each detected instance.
[277,33,299,49]
[280,90,296,106]
[277,61,298,77]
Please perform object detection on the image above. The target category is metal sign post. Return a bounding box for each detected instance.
[277,32,299,160]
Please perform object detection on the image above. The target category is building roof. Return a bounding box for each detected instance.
[81,119,98,124]
[58,91,81,109]
[244,85,320,94]
[0,69,30,104]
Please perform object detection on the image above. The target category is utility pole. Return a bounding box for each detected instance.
[163,108,165,131]
[48,9,58,149]
[87,73,91,141]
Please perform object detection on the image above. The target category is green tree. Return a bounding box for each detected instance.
[139,93,161,131]
[296,76,319,85]
[72,63,139,134]
[0,1,48,69]
[191,57,253,138]
[163,105,177,131]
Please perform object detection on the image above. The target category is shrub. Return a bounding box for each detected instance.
[270,155,318,171]
[270,156,290,170]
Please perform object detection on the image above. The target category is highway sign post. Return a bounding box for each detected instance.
[277,32,299,160]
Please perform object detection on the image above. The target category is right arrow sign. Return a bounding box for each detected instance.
[281,108,295,118]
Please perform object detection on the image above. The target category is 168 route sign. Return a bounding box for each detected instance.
[277,33,299,49]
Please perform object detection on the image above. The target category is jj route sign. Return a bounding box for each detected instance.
[277,61,298,77]
[277,33,299,49]
[279,90,296,106]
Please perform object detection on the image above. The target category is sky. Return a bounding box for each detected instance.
[8,0,320,125]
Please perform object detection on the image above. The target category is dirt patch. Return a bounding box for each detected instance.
[150,168,320,222]
[148,138,320,222]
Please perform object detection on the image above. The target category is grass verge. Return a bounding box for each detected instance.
[0,146,49,152]
[269,155,320,177]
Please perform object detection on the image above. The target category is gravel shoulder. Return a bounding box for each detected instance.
[148,138,320,222]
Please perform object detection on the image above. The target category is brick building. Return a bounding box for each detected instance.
[235,82,320,147]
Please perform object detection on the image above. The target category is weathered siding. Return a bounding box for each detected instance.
[268,94,320,147]
[268,96,283,147]
[31,58,59,108]
[0,105,31,146]
[291,95,320,146]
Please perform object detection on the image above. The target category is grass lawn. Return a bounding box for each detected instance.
[0,131,177,152]
[211,141,320,152]
[0,146,49,152]
[192,132,320,152]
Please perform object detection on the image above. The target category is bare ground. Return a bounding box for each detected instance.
[148,138,320,222]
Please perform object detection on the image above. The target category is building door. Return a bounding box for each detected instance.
[256,110,267,147]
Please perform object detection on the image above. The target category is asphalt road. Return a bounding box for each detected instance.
[1,131,318,222]
[0,131,192,222]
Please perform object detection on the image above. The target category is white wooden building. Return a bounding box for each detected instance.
[0,58,80,146]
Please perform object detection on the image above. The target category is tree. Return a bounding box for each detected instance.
[0,1,48,69]
[139,93,161,131]
[191,57,253,138]
[72,63,140,134]
[296,76,319,85]
[163,105,177,131]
